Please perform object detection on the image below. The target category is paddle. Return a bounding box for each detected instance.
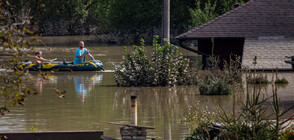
[87,53,104,71]
[87,53,96,61]
[50,58,57,62]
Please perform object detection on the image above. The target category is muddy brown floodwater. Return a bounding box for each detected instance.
[0,36,293,139]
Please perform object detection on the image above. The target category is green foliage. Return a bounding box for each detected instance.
[219,64,294,139]
[184,61,294,139]
[189,0,249,27]
[275,77,288,84]
[197,38,241,95]
[219,84,273,139]
[10,0,88,21]
[9,0,112,35]
[182,102,218,140]
[28,125,38,132]
[114,36,194,86]
[197,55,241,95]
[247,74,270,84]
[109,0,160,31]
[281,131,294,140]
[0,1,36,116]
[185,127,210,140]
[8,0,251,43]
[171,0,198,32]
[86,0,113,30]
[198,70,232,95]
[190,0,218,27]
[109,0,196,32]
[247,73,288,85]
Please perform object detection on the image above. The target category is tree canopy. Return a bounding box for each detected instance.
[7,0,250,42]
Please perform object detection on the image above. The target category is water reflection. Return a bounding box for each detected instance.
[29,72,103,102]
[2,72,294,139]
[29,73,57,93]
[112,86,235,139]
[73,73,103,102]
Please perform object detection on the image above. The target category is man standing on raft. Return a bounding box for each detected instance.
[74,41,89,64]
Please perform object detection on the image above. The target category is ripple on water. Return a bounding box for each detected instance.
[94,54,107,57]
[103,70,115,73]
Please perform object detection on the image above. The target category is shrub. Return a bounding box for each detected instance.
[198,70,232,95]
[275,77,288,84]
[247,73,269,84]
[114,36,195,87]
[182,102,219,140]
[197,56,241,95]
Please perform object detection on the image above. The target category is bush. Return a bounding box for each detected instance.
[275,77,288,84]
[198,70,232,95]
[114,36,195,87]
[182,102,219,140]
[197,56,241,95]
[247,74,269,84]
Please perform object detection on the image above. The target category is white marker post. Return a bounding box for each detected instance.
[131,96,137,126]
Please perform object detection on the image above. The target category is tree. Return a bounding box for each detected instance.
[0,0,37,116]
[190,0,218,27]
[189,0,249,27]
[170,0,197,34]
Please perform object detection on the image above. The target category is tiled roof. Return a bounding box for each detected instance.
[176,0,294,39]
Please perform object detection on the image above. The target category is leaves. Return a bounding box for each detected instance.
[114,36,192,87]
[189,0,249,28]
[0,2,36,116]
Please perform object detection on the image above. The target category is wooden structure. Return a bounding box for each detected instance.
[120,96,154,140]
[102,96,154,140]
[177,0,294,70]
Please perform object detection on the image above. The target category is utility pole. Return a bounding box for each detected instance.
[162,0,170,42]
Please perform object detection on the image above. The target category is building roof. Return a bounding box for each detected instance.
[176,0,294,40]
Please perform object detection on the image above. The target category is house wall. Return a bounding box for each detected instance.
[242,38,294,70]
[198,38,244,69]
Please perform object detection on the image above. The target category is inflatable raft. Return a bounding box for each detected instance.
[17,60,104,71]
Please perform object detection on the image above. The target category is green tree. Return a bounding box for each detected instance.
[189,0,249,27]
[190,0,218,27]
[108,0,161,43]
[171,0,198,34]
[9,0,110,35]
[86,0,113,30]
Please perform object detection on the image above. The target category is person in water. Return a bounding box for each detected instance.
[33,51,49,64]
[74,41,89,64]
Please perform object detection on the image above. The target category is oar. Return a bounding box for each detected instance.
[50,58,57,62]
[88,53,96,61]
[88,53,104,71]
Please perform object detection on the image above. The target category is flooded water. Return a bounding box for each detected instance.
[1,36,294,139]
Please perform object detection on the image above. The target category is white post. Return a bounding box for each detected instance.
[131,96,137,125]
[162,0,170,42]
